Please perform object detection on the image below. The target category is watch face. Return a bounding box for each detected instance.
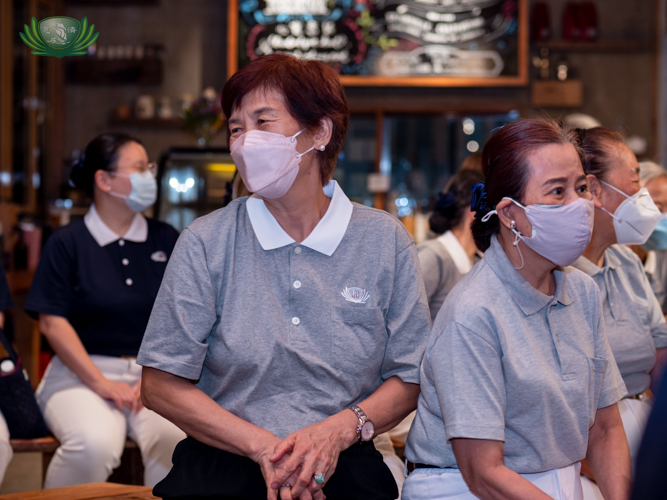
[361,421,375,441]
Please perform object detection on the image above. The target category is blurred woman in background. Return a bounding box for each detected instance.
[572,128,667,498]
[418,169,484,322]
[25,133,185,488]
[629,161,667,311]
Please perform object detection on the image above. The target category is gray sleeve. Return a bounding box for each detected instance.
[432,322,506,442]
[594,295,628,408]
[137,228,219,380]
[417,246,442,302]
[644,274,667,349]
[381,243,432,384]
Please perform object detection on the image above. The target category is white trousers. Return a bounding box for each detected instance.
[581,397,652,500]
[36,356,185,489]
[0,411,12,485]
[387,411,415,448]
[403,463,583,500]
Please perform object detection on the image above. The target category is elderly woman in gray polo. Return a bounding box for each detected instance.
[403,119,630,500]
[136,54,431,500]
[570,129,667,500]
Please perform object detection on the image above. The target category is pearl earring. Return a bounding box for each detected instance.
[318,145,325,151]
[510,220,516,229]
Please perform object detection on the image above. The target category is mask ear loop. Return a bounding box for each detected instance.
[510,226,525,270]
[599,180,635,224]
[296,146,315,158]
[481,209,525,270]
[291,130,316,159]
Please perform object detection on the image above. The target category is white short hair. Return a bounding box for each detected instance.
[563,113,602,131]
[639,161,667,187]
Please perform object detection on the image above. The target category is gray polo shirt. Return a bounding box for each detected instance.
[417,233,470,322]
[405,235,626,474]
[137,181,431,439]
[573,245,667,396]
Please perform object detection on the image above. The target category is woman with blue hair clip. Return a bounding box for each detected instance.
[403,119,630,500]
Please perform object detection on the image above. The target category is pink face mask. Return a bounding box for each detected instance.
[230,129,314,199]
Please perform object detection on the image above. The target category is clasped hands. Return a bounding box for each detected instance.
[255,417,354,500]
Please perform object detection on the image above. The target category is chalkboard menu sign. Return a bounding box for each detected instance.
[227,0,527,86]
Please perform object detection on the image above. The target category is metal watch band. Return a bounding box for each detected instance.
[348,405,370,442]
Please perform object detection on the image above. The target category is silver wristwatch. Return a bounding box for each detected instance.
[348,405,375,443]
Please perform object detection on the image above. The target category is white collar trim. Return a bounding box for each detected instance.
[246,181,353,256]
[645,250,657,275]
[437,230,473,274]
[84,204,148,247]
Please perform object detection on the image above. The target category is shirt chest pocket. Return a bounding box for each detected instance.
[330,306,386,377]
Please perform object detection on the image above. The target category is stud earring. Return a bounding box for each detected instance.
[510,220,516,229]
[318,145,325,151]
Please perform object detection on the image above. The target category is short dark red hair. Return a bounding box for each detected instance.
[222,54,349,186]
[472,118,584,251]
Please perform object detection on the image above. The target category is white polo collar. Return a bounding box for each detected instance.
[437,230,473,274]
[84,204,148,247]
[246,181,353,256]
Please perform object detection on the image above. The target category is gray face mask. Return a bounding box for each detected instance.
[108,171,157,212]
[483,197,594,269]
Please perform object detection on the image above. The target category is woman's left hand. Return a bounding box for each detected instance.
[269,411,357,498]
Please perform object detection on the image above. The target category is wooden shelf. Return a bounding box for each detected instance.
[66,0,159,5]
[534,40,652,52]
[110,117,182,128]
[66,59,163,85]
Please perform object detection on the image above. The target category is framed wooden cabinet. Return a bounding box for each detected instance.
[1,0,65,214]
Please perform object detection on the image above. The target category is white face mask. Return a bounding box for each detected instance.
[108,170,157,212]
[483,197,594,269]
[600,182,661,245]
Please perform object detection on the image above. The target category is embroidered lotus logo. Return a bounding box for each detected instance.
[341,287,370,304]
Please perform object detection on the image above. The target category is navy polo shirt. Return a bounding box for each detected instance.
[0,268,14,312]
[26,207,179,356]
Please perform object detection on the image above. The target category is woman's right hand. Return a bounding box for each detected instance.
[90,378,137,410]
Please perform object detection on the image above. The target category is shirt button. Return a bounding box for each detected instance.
[119,239,125,247]
[292,317,300,325]
[294,246,302,255]
[122,258,129,266]
[125,278,133,286]
[293,280,302,289]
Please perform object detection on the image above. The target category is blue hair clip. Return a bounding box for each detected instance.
[470,182,489,218]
